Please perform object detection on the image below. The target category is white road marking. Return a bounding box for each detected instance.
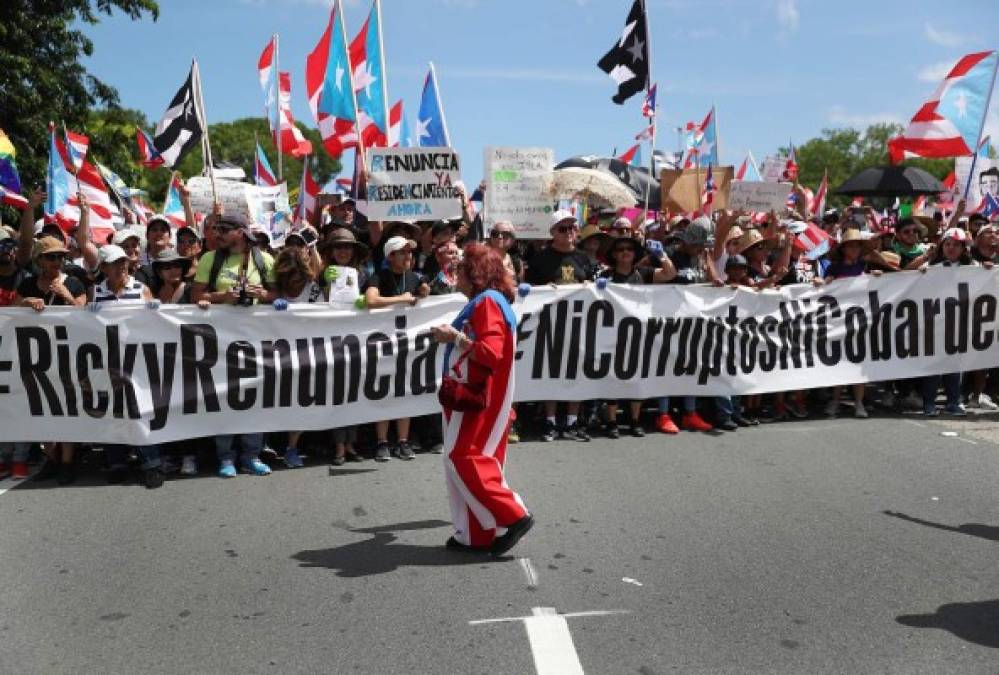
[518,557,538,589]
[903,420,927,428]
[621,577,643,586]
[469,606,630,675]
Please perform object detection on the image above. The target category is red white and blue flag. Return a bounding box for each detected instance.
[617,144,642,167]
[162,173,186,227]
[635,124,654,141]
[682,107,717,168]
[136,127,165,169]
[783,142,798,182]
[735,152,762,181]
[889,51,999,163]
[978,192,999,219]
[794,222,831,260]
[296,160,320,225]
[641,83,657,118]
[701,164,716,209]
[306,1,360,159]
[978,134,992,158]
[258,37,313,158]
[64,129,89,173]
[810,170,828,217]
[349,0,390,148]
[254,141,278,187]
[387,99,404,147]
[46,125,115,238]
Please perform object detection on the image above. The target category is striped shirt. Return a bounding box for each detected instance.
[93,276,147,305]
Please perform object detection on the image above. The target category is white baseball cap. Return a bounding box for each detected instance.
[99,244,129,265]
[549,209,577,230]
[383,236,417,257]
[112,228,143,246]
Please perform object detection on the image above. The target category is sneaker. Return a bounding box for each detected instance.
[445,536,489,553]
[218,460,237,478]
[824,400,839,418]
[143,467,165,489]
[854,401,869,419]
[655,413,680,435]
[716,418,738,432]
[394,441,416,460]
[967,393,999,411]
[427,442,444,454]
[507,425,520,444]
[242,458,272,476]
[283,447,305,469]
[628,422,646,438]
[923,407,939,417]
[491,515,534,557]
[606,424,620,440]
[11,462,29,480]
[562,423,591,442]
[0,462,9,479]
[159,458,179,475]
[732,413,753,428]
[180,455,198,476]
[540,420,559,442]
[945,404,968,417]
[374,442,392,462]
[680,411,713,432]
[260,445,279,463]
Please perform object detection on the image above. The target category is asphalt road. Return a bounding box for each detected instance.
[0,412,997,674]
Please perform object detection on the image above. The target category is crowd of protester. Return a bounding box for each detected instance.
[2,177,997,490]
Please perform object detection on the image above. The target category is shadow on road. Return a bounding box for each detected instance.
[882,510,999,543]
[292,527,500,577]
[897,599,999,648]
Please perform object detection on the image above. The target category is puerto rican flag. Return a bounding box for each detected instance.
[635,124,654,141]
[617,143,642,167]
[306,1,360,159]
[48,127,115,240]
[701,164,716,209]
[888,51,998,163]
[979,193,999,219]
[810,170,828,216]
[794,222,831,260]
[641,83,657,118]
[64,129,89,173]
[136,127,165,169]
[735,151,762,181]
[682,106,717,168]
[296,160,320,225]
[258,37,313,158]
[162,173,187,227]
[254,141,278,187]
[783,142,798,182]
[387,99,404,147]
[349,0,390,148]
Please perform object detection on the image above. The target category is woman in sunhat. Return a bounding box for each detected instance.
[152,247,195,304]
[577,223,611,273]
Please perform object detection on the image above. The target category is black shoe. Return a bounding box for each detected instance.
[344,451,364,463]
[606,424,620,439]
[107,465,129,484]
[143,468,165,489]
[57,462,76,486]
[445,536,489,553]
[393,441,415,460]
[491,515,534,557]
[374,442,391,462]
[629,421,646,438]
[717,418,738,432]
[330,455,346,466]
[562,423,591,442]
[34,460,60,482]
[732,413,752,427]
[541,420,558,442]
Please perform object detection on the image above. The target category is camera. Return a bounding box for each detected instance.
[235,278,254,307]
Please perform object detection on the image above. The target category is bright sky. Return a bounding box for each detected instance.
[83,0,999,186]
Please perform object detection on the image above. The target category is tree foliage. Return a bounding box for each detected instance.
[0,0,159,187]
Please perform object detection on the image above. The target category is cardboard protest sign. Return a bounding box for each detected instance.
[366,147,463,221]
[483,146,554,239]
[759,156,786,183]
[955,156,999,208]
[659,166,733,213]
[728,181,793,212]
[187,176,252,224]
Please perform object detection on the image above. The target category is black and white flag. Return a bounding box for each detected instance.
[597,0,649,105]
[152,63,204,168]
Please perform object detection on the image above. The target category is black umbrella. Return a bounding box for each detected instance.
[555,155,661,210]
[833,165,946,197]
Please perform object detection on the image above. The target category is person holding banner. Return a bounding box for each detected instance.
[431,243,532,556]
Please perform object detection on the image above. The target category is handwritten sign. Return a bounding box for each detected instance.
[483,146,554,239]
[728,181,793,212]
[660,166,734,213]
[759,155,788,183]
[187,176,252,225]
[187,177,291,243]
[365,147,463,221]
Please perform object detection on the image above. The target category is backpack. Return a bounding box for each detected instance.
[206,247,272,292]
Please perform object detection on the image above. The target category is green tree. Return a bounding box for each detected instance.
[0,0,159,187]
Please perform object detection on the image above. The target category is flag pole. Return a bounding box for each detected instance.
[274,33,283,182]
[253,130,259,185]
[639,0,654,226]
[375,0,391,147]
[297,154,309,224]
[963,55,999,200]
[712,103,720,166]
[338,0,367,171]
[428,62,451,146]
[191,58,217,203]
[60,120,84,203]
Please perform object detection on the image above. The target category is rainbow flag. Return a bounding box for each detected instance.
[0,129,28,209]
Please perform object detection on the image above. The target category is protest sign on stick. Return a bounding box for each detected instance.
[728,181,793,212]
[483,146,554,239]
[187,176,252,224]
[955,156,999,209]
[365,147,463,221]
[660,166,733,213]
[759,155,787,183]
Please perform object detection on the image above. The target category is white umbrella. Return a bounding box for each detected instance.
[547,167,638,210]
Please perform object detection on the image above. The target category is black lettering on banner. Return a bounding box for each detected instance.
[583,300,613,380]
[640,316,664,379]
[394,315,410,397]
[868,291,893,361]
[922,298,940,357]
[364,332,392,400]
[944,282,969,355]
[261,340,293,408]
[724,307,739,376]
[514,312,533,361]
[844,306,867,363]
[758,316,779,372]
[614,317,642,380]
[815,296,841,366]
[777,303,794,369]
[697,318,724,385]
[76,343,108,419]
[655,318,681,377]
[143,342,177,431]
[739,317,759,373]
[894,299,919,358]
[226,341,257,411]
[673,318,703,377]
[54,326,78,417]
[410,331,438,395]
[532,301,567,378]
[565,300,584,380]
[181,324,221,414]
[106,326,140,420]
[799,299,816,368]
[972,294,996,351]
[330,335,362,403]
[297,337,328,407]
[15,326,61,416]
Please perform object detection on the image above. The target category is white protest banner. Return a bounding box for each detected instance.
[248,183,292,245]
[955,156,999,207]
[760,155,786,183]
[187,176,252,224]
[2,267,999,444]
[483,146,554,239]
[728,181,793,212]
[365,147,463,221]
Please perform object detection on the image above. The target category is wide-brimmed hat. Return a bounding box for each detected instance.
[33,236,69,259]
[151,247,192,273]
[321,227,370,257]
[872,250,901,270]
[577,224,611,246]
[724,225,745,243]
[734,228,772,254]
[834,228,877,252]
[606,236,643,259]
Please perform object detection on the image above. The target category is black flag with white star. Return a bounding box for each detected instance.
[152,64,204,169]
[597,0,649,105]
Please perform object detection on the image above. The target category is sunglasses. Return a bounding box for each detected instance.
[554,225,576,234]
[490,230,515,240]
[40,252,66,261]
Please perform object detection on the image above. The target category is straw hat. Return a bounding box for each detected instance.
[577,224,611,246]
[834,228,877,252]
[734,228,772,254]
[872,250,901,271]
[724,225,745,243]
[321,227,370,257]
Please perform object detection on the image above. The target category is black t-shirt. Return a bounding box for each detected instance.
[0,266,27,307]
[525,246,594,285]
[599,266,655,285]
[135,264,160,294]
[17,274,87,305]
[666,249,707,285]
[779,259,817,286]
[365,269,424,298]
